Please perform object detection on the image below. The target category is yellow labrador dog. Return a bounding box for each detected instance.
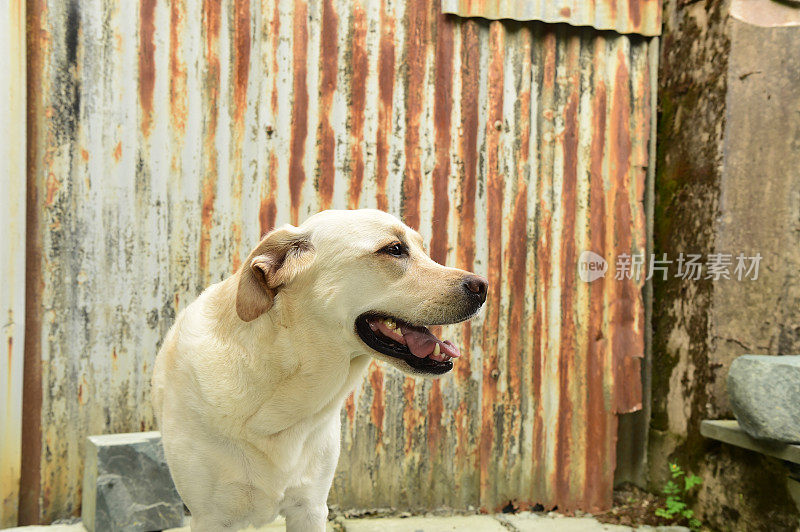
[151,209,487,531]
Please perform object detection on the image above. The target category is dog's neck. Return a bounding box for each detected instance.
[207,276,370,435]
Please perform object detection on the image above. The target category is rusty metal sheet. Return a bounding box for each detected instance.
[441,0,662,36]
[23,0,650,522]
[1,0,26,526]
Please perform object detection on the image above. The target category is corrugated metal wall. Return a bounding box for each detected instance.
[1,0,26,527]
[441,0,662,36]
[21,0,655,523]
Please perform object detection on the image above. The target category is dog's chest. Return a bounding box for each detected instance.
[243,407,340,480]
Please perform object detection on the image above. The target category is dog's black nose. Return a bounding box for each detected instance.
[463,275,488,304]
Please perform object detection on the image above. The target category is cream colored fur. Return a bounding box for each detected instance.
[151,209,484,531]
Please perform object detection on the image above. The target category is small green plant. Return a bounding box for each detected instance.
[655,462,702,530]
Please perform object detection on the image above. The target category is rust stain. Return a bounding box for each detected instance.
[260,0,281,237]
[169,0,187,134]
[269,0,280,116]
[610,54,641,414]
[346,1,367,210]
[456,20,478,274]
[430,11,453,264]
[531,28,558,507]
[628,0,642,31]
[199,175,216,277]
[456,323,472,383]
[560,6,571,17]
[138,0,156,137]
[260,155,278,236]
[344,392,355,431]
[269,0,280,120]
[199,0,221,278]
[315,0,338,210]
[427,379,443,455]
[288,1,309,225]
[80,149,88,162]
[453,401,471,468]
[531,270,545,505]
[505,181,527,420]
[609,0,618,22]
[479,21,505,507]
[502,30,532,468]
[112,141,122,162]
[456,21,479,384]
[21,1,48,521]
[402,378,420,455]
[543,31,556,91]
[587,72,611,511]
[7,336,12,378]
[232,0,250,127]
[555,38,580,506]
[229,0,250,277]
[231,223,242,272]
[401,0,429,230]
[45,173,58,206]
[369,363,384,446]
[374,0,395,212]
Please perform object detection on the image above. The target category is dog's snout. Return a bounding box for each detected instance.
[462,275,488,304]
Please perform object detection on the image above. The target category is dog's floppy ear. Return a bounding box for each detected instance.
[235,225,315,322]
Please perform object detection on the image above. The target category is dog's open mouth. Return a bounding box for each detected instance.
[355,313,461,375]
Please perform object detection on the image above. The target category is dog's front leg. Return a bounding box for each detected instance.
[281,413,341,532]
[280,474,333,532]
[282,498,329,532]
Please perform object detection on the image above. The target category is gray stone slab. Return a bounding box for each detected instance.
[82,431,184,532]
[727,355,800,443]
[700,420,800,464]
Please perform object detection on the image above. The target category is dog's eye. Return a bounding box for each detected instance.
[380,242,407,257]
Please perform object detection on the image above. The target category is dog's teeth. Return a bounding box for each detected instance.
[384,318,396,330]
[433,344,441,357]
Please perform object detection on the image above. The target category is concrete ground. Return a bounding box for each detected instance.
[6,513,689,532]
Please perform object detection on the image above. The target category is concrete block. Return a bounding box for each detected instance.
[82,432,184,532]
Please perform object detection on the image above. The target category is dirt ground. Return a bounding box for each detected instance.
[329,484,695,530]
[593,484,688,529]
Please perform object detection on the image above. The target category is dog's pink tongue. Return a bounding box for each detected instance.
[401,326,461,359]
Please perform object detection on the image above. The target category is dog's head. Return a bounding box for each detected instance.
[234,209,487,376]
